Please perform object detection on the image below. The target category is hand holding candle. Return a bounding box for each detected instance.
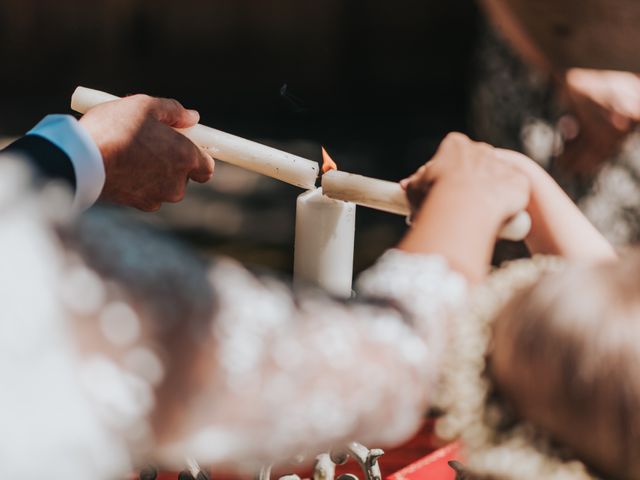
[321,145,532,242]
[71,87,319,189]
[396,133,533,281]
[77,94,214,211]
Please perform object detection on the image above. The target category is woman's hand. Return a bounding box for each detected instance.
[402,132,529,223]
[398,133,530,282]
[492,148,617,262]
[558,68,640,176]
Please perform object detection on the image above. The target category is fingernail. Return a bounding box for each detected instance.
[399,178,409,189]
[187,109,200,123]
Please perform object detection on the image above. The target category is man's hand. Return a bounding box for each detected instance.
[79,94,215,211]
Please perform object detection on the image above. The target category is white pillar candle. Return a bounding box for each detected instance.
[71,87,319,189]
[322,170,531,241]
[293,188,356,298]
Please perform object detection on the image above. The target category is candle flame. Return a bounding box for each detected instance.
[321,147,338,174]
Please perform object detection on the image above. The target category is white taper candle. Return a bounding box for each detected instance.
[322,170,531,241]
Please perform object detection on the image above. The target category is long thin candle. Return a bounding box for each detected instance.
[71,87,319,189]
[322,170,408,216]
[322,170,531,242]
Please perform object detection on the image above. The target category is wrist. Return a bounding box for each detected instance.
[399,182,503,282]
[429,179,510,229]
[78,115,108,161]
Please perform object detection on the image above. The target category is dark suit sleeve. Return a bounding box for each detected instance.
[1,134,77,190]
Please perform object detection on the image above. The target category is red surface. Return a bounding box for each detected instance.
[139,420,461,480]
[386,442,461,480]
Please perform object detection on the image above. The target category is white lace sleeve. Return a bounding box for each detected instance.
[0,161,133,480]
[0,161,468,477]
[154,250,467,470]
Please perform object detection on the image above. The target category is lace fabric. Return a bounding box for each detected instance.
[434,256,598,480]
[0,160,468,477]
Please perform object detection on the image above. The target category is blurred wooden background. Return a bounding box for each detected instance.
[0,0,480,273]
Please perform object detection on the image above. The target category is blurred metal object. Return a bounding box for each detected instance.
[346,443,384,480]
[244,444,387,480]
[313,453,337,480]
[138,466,158,480]
[258,464,273,480]
[279,475,302,480]
[329,448,350,466]
[183,458,209,480]
[482,0,640,71]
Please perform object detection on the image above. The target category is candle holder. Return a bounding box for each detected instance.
[137,443,385,480]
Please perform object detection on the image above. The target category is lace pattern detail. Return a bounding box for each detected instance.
[158,252,466,470]
[0,159,134,479]
[433,256,599,480]
[0,160,469,476]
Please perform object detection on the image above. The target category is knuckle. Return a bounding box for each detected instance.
[419,163,436,180]
[444,132,469,144]
[159,97,183,117]
[130,95,158,115]
[167,188,186,203]
[130,93,152,106]
[475,141,494,154]
[184,151,201,173]
[168,98,183,111]
[504,169,527,188]
[201,150,215,174]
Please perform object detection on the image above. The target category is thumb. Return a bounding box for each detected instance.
[148,97,200,128]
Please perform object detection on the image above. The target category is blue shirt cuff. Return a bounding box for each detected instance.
[28,115,105,212]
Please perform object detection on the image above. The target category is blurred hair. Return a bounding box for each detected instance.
[491,253,640,479]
